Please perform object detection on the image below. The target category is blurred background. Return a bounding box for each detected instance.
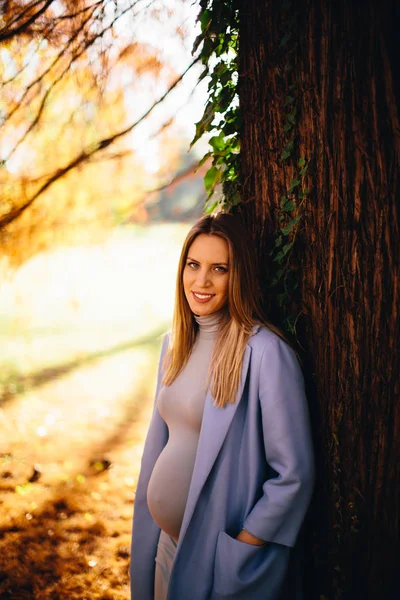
[0,1,207,597]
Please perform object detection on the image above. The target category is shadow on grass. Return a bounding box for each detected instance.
[0,325,168,408]
[0,371,156,599]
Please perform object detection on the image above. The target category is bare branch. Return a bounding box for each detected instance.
[3,0,144,128]
[1,0,46,32]
[57,1,104,21]
[0,55,201,229]
[0,0,57,42]
[5,8,111,160]
[3,3,100,124]
[146,161,202,194]
[0,39,43,87]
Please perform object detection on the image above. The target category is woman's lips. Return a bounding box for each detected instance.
[192,291,215,303]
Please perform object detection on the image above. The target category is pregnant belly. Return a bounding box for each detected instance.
[147,435,198,540]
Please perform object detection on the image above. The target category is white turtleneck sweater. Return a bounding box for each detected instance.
[146,311,222,541]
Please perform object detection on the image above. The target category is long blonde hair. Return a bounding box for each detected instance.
[162,212,288,408]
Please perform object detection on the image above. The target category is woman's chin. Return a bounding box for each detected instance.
[190,302,216,316]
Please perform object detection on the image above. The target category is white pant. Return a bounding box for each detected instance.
[154,530,177,600]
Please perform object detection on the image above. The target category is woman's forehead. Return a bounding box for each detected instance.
[188,234,229,262]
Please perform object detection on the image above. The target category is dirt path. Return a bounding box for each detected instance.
[0,339,161,599]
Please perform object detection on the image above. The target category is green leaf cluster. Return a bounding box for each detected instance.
[192,1,241,213]
[267,4,310,336]
[193,1,309,338]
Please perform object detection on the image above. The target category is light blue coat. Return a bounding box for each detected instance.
[130,326,315,600]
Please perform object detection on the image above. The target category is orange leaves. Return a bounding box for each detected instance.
[0,0,192,266]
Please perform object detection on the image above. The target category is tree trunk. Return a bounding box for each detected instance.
[237,0,400,598]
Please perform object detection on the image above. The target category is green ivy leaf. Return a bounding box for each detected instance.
[220,69,233,86]
[289,178,300,191]
[200,9,211,33]
[299,188,309,198]
[197,152,212,168]
[282,200,296,212]
[284,95,295,106]
[287,107,297,124]
[282,241,294,256]
[230,191,241,206]
[298,157,306,167]
[280,139,294,161]
[197,66,209,84]
[269,266,285,287]
[204,200,218,214]
[221,122,235,136]
[191,101,217,147]
[204,166,221,191]
[277,292,287,306]
[284,314,297,333]
[280,217,301,236]
[195,6,241,216]
[201,37,214,65]
[209,133,226,152]
[192,33,204,55]
[216,86,236,112]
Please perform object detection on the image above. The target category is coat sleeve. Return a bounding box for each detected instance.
[242,335,315,548]
[130,333,169,600]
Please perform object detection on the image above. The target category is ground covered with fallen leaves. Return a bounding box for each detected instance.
[0,224,188,599]
[0,334,162,600]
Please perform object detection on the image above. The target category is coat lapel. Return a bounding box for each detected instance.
[178,345,252,544]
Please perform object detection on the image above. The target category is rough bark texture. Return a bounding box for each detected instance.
[237,1,400,598]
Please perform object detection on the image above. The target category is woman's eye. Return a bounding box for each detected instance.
[186,262,227,272]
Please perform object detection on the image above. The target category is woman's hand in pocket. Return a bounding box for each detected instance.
[235,529,266,546]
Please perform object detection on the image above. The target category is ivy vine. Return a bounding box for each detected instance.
[265,3,309,334]
[193,0,308,336]
[191,0,241,214]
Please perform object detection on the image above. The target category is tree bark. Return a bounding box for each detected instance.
[238,0,400,598]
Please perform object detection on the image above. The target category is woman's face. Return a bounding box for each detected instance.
[183,233,229,316]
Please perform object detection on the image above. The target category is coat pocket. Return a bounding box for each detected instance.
[211,531,290,600]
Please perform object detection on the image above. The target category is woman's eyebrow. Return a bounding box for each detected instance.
[187,256,229,266]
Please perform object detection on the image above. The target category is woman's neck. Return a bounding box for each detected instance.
[194,309,225,340]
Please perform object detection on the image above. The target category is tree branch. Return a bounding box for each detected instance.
[2,0,144,128]
[0,55,201,228]
[1,0,46,33]
[146,161,203,194]
[0,0,56,42]
[3,3,100,124]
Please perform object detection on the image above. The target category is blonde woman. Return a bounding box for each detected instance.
[130,212,314,600]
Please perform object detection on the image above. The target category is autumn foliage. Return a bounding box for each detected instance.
[0,0,196,265]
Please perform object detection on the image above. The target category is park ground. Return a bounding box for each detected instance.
[0,224,188,599]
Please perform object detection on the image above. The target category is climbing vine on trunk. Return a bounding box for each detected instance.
[193,0,307,335]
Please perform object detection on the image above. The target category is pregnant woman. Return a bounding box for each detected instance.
[130,212,315,600]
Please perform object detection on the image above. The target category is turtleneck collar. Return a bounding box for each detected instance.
[194,309,224,340]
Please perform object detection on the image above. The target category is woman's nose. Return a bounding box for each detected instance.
[196,269,211,287]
